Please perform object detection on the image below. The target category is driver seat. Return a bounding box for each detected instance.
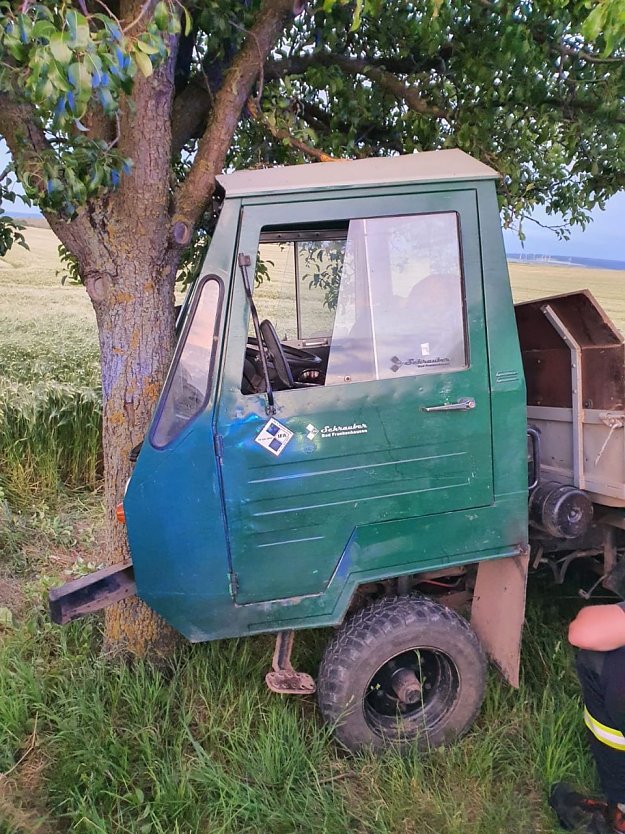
[260,319,296,389]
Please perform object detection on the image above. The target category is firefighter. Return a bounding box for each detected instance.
[551,602,625,832]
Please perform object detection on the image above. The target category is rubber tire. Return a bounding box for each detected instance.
[317,596,487,753]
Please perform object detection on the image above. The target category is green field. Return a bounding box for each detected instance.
[1,226,624,833]
[0,228,99,386]
[510,261,625,333]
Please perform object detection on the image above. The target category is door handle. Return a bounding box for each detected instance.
[421,397,476,413]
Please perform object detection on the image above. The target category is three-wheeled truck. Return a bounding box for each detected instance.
[50,149,625,752]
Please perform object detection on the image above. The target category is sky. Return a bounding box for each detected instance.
[2,139,624,262]
[502,193,625,263]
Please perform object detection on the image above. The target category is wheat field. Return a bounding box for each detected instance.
[3,226,624,354]
[509,262,625,333]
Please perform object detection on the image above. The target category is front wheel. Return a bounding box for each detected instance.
[317,596,486,752]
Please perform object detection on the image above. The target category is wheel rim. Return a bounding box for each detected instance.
[363,647,460,741]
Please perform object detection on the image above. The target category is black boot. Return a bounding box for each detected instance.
[549,782,609,832]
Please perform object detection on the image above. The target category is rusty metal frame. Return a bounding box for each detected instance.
[265,630,316,695]
[541,303,585,489]
[49,562,136,625]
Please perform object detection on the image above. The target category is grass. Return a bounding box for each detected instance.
[0,583,599,834]
[0,229,101,502]
[2,226,625,833]
[0,227,99,386]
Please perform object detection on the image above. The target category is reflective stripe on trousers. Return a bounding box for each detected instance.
[584,708,625,751]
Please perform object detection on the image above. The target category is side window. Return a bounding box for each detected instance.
[251,243,298,340]
[152,277,222,448]
[327,213,467,384]
[242,212,467,393]
[251,233,346,341]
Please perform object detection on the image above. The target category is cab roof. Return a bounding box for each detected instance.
[217,149,498,199]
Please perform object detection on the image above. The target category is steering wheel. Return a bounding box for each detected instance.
[258,319,321,389]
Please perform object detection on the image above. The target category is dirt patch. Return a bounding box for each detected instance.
[0,749,59,834]
[0,575,25,622]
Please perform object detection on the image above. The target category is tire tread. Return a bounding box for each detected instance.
[317,595,486,752]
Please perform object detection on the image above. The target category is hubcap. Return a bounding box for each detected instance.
[364,647,460,740]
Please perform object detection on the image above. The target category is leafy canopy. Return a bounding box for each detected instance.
[0,1,185,215]
[1,0,624,261]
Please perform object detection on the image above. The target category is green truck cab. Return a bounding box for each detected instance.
[52,149,595,752]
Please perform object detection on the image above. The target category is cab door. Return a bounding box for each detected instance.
[215,190,493,604]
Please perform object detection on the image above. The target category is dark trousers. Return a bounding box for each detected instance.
[576,648,625,805]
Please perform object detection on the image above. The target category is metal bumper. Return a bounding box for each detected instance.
[49,562,136,625]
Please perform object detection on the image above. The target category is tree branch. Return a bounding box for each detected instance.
[170,47,436,157]
[111,0,178,243]
[0,92,51,196]
[541,96,625,123]
[172,0,298,245]
[0,91,98,255]
[171,74,213,155]
[246,97,338,161]
[294,99,404,152]
[266,54,447,118]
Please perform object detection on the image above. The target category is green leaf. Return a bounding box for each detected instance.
[49,32,72,64]
[153,1,169,30]
[67,10,91,49]
[37,78,55,100]
[49,61,73,92]
[98,87,115,112]
[182,7,192,36]
[8,41,28,61]
[136,38,160,55]
[167,14,181,35]
[67,61,92,98]
[582,4,607,42]
[32,19,56,39]
[134,49,153,78]
[350,0,362,30]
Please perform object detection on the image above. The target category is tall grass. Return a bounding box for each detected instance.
[0,583,598,834]
[1,226,101,504]
[0,379,101,503]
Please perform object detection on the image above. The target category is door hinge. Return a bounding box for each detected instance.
[228,571,239,597]
[214,433,224,459]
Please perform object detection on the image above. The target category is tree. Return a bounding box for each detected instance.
[1,0,624,656]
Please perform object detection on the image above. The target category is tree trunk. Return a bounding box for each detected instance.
[89,243,181,658]
[22,0,297,660]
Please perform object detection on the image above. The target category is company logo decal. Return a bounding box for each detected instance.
[390,354,450,372]
[255,418,294,457]
[305,421,368,439]
[306,423,319,440]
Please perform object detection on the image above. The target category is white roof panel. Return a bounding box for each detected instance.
[217,149,498,199]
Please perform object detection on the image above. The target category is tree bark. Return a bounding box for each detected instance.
[92,245,180,658]
[91,0,182,659]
